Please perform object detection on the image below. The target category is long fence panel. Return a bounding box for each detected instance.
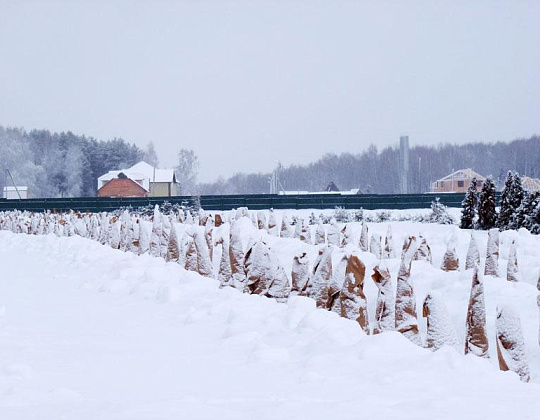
[0,193,496,213]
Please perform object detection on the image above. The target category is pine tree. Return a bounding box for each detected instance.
[515,192,539,231]
[508,173,525,230]
[477,178,498,230]
[460,177,478,229]
[498,171,515,230]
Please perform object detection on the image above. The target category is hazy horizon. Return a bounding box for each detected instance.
[1,1,539,182]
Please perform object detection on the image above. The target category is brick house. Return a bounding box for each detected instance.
[430,169,486,194]
[97,161,179,197]
[97,174,148,198]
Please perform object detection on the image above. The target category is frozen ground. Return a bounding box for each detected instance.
[1,218,540,419]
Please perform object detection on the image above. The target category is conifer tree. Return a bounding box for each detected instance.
[507,173,524,230]
[460,177,478,229]
[477,178,498,230]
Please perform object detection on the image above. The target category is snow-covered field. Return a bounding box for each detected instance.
[1,213,540,419]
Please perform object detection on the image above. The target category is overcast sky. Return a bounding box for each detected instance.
[1,1,539,182]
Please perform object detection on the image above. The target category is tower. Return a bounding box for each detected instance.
[399,136,410,194]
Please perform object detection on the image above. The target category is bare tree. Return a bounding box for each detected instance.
[176,148,199,195]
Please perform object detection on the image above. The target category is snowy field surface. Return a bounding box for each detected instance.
[1,216,540,419]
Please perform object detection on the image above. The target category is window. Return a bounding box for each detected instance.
[458,181,464,187]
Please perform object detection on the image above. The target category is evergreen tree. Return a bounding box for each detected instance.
[508,173,525,230]
[460,177,478,229]
[514,192,538,230]
[477,178,498,230]
[499,171,525,230]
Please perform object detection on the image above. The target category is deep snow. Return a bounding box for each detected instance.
[1,218,540,419]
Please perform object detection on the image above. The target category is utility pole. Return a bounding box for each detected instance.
[5,169,22,200]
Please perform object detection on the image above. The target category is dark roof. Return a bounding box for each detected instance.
[325,181,340,192]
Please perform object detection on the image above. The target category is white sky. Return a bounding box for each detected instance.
[1,1,539,182]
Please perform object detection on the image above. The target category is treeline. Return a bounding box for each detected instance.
[461,172,540,234]
[199,136,540,194]
[0,126,145,198]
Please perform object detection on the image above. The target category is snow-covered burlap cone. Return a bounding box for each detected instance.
[190,228,213,278]
[204,216,214,261]
[370,233,382,259]
[308,246,333,309]
[414,235,432,264]
[315,220,326,245]
[291,252,311,296]
[465,234,480,270]
[423,293,459,351]
[99,213,109,245]
[215,236,232,288]
[371,264,395,334]
[395,236,422,345]
[496,305,530,382]
[267,209,278,236]
[507,240,520,282]
[159,215,171,258]
[300,221,311,245]
[294,219,302,239]
[340,254,369,334]
[327,219,340,247]
[108,217,121,249]
[465,266,489,358]
[165,224,180,263]
[256,211,267,230]
[341,224,353,248]
[199,210,208,227]
[441,232,459,271]
[138,220,150,255]
[359,222,369,252]
[214,213,223,227]
[329,255,348,314]
[184,238,198,272]
[383,225,396,259]
[150,205,162,258]
[89,215,99,241]
[119,211,131,252]
[280,213,293,238]
[129,218,140,254]
[229,221,247,290]
[185,211,194,225]
[485,228,500,276]
[537,294,540,348]
[245,241,290,302]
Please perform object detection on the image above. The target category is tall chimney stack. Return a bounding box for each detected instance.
[399,136,410,194]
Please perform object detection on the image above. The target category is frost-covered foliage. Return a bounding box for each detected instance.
[460,178,478,229]
[496,306,530,382]
[477,178,498,230]
[429,198,454,225]
[332,207,364,223]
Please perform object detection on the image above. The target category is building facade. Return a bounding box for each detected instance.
[430,169,486,194]
[97,162,179,197]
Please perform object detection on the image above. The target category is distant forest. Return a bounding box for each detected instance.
[0,126,146,198]
[1,124,538,197]
[199,135,540,195]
